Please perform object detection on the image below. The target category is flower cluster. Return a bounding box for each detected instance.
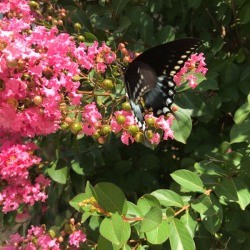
[75,41,116,73]
[69,230,87,248]
[173,53,208,88]
[0,142,50,213]
[0,22,115,137]
[81,102,103,136]
[3,225,87,249]
[0,0,34,31]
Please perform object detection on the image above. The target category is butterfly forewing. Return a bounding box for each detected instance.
[133,38,202,76]
[124,38,202,127]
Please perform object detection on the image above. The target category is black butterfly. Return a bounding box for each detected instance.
[124,38,202,128]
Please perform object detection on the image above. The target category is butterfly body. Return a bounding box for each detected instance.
[124,38,201,127]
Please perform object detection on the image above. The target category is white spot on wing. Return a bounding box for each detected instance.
[157,109,163,115]
[170,70,176,76]
[174,66,180,70]
[163,107,170,113]
[166,98,172,105]
[158,76,165,82]
[168,90,174,96]
[168,81,175,87]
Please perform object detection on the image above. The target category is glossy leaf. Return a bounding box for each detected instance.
[151,189,184,208]
[100,213,131,246]
[230,119,250,143]
[137,194,161,215]
[180,211,197,238]
[69,193,89,211]
[191,194,218,216]
[171,170,204,193]
[145,220,170,244]
[171,107,192,144]
[94,182,128,214]
[47,165,67,184]
[234,102,250,124]
[169,218,195,250]
[140,207,163,233]
[214,178,250,210]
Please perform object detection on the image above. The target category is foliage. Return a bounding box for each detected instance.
[1,0,250,249]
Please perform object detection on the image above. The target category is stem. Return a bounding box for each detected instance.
[77,90,112,96]
[174,205,190,216]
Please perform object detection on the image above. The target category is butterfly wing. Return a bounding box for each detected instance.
[124,38,202,127]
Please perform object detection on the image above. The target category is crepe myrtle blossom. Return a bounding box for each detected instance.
[3,226,86,249]
[109,111,175,146]
[69,230,87,248]
[81,102,103,136]
[0,142,50,213]
[0,142,40,182]
[0,174,50,213]
[3,226,60,250]
[173,53,208,88]
[0,0,34,30]
[0,18,115,138]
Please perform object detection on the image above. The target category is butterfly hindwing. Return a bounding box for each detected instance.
[124,38,202,127]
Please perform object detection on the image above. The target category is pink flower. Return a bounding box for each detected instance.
[96,62,107,73]
[0,143,40,182]
[149,133,160,144]
[121,131,135,145]
[69,230,87,248]
[156,115,174,141]
[186,75,197,89]
[82,103,102,136]
[110,110,136,133]
[8,233,23,245]
[173,53,207,88]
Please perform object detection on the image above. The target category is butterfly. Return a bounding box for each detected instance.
[124,38,202,128]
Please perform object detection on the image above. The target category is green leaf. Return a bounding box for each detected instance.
[145,220,170,244]
[240,2,250,24]
[165,207,175,221]
[137,194,161,215]
[171,107,192,143]
[81,212,91,223]
[175,92,206,117]
[171,170,204,193]
[117,16,131,32]
[69,193,89,211]
[100,213,131,246]
[180,211,197,238]
[94,182,128,214]
[151,189,184,208]
[83,32,98,45]
[155,25,174,44]
[111,0,130,16]
[194,161,226,176]
[139,13,153,42]
[230,119,250,143]
[126,202,143,222]
[201,195,223,234]
[47,164,67,184]
[97,235,120,250]
[234,102,250,124]
[71,159,84,175]
[191,194,218,215]
[140,207,163,233]
[85,181,97,198]
[214,178,250,210]
[169,218,195,250]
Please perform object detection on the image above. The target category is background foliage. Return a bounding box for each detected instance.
[2,0,250,249]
